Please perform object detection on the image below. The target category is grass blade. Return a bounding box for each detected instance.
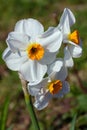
[0,96,10,130]
[70,114,77,130]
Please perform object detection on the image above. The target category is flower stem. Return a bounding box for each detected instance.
[18,73,40,130]
[25,94,40,130]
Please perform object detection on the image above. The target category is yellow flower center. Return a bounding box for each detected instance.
[68,30,79,45]
[48,80,62,95]
[26,43,44,60]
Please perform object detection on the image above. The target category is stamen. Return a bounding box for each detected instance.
[68,30,79,45]
[26,43,44,60]
[48,80,62,95]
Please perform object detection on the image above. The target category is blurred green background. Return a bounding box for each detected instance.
[0,0,87,130]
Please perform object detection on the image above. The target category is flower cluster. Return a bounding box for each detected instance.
[3,8,82,110]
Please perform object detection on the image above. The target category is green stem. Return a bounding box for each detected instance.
[25,94,40,130]
[19,73,40,130]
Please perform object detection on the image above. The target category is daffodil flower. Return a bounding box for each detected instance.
[3,18,62,82]
[63,18,82,67]
[58,8,82,67]
[28,59,70,110]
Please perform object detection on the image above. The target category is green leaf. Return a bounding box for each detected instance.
[29,121,45,130]
[76,115,87,127]
[70,114,77,130]
[0,96,10,130]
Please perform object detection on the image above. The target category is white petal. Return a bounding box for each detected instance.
[62,15,71,35]
[6,32,30,52]
[59,8,75,28]
[54,81,70,98]
[14,19,24,33]
[20,60,47,82]
[39,50,57,65]
[50,66,68,81]
[64,46,74,67]
[47,58,63,75]
[28,78,49,96]
[14,18,44,38]
[37,30,62,52]
[2,47,28,71]
[69,44,82,58]
[66,8,76,26]
[40,26,55,38]
[34,92,52,110]
[65,40,79,46]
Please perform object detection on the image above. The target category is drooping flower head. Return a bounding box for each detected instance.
[3,18,62,82]
[28,59,70,110]
[57,8,82,67]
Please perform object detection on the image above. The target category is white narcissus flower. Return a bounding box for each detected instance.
[28,59,70,110]
[3,18,63,82]
[63,19,82,67]
[57,8,82,67]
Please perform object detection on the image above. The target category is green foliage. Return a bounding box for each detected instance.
[0,97,10,130]
[76,115,87,128]
[77,95,87,112]
[30,121,45,130]
[70,114,77,130]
